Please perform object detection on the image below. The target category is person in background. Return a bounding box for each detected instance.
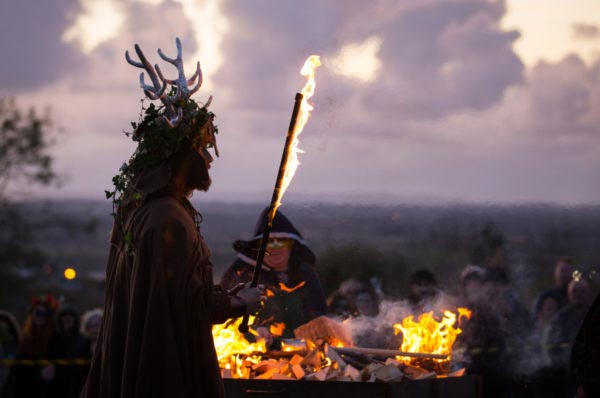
[221,208,327,349]
[0,310,21,398]
[546,278,592,397]
[13,294,59,398]
[50,306,89,398]
[455,265,507,398]
[80,309,103,357]
[571,289,600,398]
[406,269,440,314]
[326,279,379,319]
[533,257,574,321]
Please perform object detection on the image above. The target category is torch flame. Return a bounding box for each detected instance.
[275,55,321,209]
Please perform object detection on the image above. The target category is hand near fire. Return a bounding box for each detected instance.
[233,283,266,315]
[255,326,274,347]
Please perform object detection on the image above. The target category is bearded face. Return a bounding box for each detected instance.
[187,147,213,192]
[185,118,218,192]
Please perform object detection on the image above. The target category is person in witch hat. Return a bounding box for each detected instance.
[221,208,327,349]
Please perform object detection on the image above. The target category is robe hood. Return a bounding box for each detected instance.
[233,208,316,267]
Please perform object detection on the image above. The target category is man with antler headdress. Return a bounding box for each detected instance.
[81,39,264,398]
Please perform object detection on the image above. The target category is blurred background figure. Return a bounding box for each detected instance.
[546,278,592,397]
[458,265,486,306]
[13,294,58,398]
[0,310,21,398]
[571,289,600,398]
[533,257,574,322]
[80,309,103,357]
[455,265,507,398]
[406,269,440,314]
[50,306,89,398]
[221,208,327,349]
[326,279,379,319]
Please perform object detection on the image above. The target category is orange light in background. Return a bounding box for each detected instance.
[64,268,77,280]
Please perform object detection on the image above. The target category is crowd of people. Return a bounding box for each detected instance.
[0,296,102,397]
[326,256,598,398]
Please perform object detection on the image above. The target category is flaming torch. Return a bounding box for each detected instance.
[239,55,321,333]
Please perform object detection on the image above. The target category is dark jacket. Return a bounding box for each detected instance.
[220,209,327,339]
[571,292,600,397]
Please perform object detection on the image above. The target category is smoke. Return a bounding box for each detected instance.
[341,294,461,349]
[338,288,558,378]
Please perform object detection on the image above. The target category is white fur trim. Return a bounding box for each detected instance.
[250,232,308,246]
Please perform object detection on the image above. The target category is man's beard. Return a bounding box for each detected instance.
[187,152,212,192]
[193,177,212,192]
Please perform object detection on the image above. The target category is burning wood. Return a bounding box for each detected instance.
[212,308,470,383]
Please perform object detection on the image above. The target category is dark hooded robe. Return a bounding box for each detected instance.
[220,209,327,344]
[82,164,242,398]
[571,291,600,397]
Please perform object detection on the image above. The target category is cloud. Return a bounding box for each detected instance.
[0,0,86,91]
[572,23,600,40]
[5,0,600,204]
[525,55,600,138]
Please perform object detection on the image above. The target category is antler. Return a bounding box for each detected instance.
[125,44,175,119]
[125,38,204,127]
[156,38,203,102]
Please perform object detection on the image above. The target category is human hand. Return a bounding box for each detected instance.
[255,326,273,347]
[235,284,266,314]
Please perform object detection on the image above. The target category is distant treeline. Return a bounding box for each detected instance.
[2,200,600,315]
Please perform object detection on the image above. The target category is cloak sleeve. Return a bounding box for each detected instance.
[212,285,244,324]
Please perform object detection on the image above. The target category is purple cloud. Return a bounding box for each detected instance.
[0,0,85,91]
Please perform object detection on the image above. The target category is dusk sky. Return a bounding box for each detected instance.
[2,0,600,204]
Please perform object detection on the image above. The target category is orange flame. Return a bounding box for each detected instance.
[278,281,306,293]
[212,316,266,378]
[275,55,321,209]
[393,308,469,364]
[269,322,286,337]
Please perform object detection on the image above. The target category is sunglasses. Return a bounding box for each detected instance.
[266,238,294,249]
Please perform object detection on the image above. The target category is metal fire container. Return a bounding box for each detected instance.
[223,375,481,398]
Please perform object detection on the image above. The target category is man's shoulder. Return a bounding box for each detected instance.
[137,197,195,230]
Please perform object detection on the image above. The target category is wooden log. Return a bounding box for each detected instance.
[271,373,296,381]
[326,368,340,381]
[448,368,466,377]
[402,364,430,379]
[294,316,353,347]
[325,344,347,368]
[372,365,403,383]
[255,367,278,379]
[300,348,321,367]
[333,346,448,360]
[291,364,305,379]
[343,364,362,381]
[339,355,367,370]
[306,367,329,381]
[289,354,304,366]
